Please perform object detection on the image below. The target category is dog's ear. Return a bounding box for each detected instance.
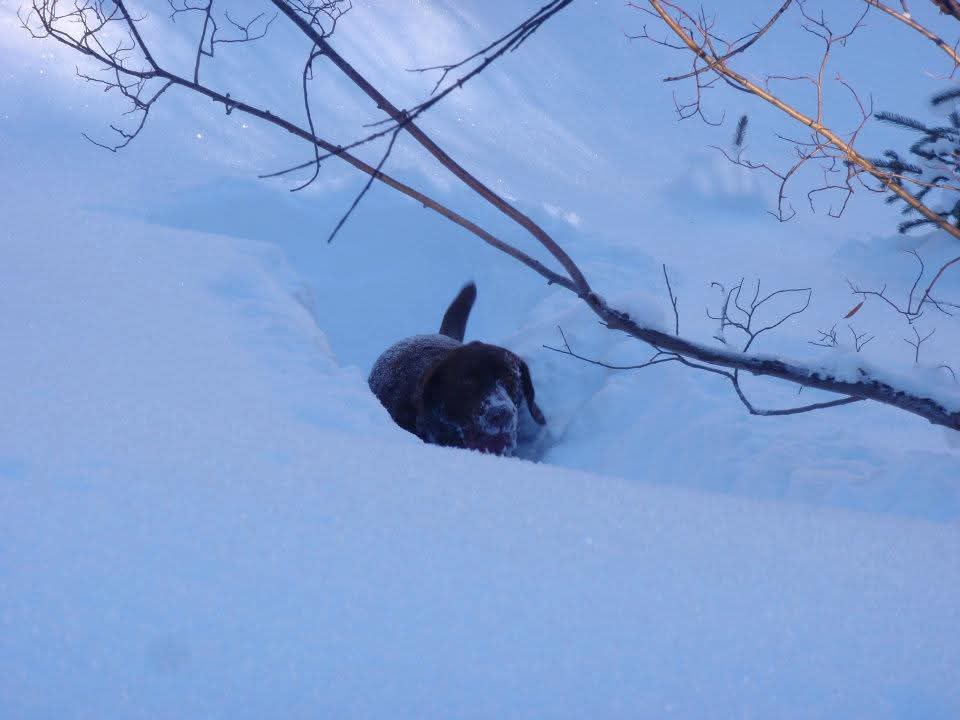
[412,356,447,418]
[518,358,546,425]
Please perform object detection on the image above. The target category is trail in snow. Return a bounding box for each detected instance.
[1,218,958,719]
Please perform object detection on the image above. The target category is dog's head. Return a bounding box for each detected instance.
[413,341,546,456]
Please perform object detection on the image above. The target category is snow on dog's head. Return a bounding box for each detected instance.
[414,341,545,456]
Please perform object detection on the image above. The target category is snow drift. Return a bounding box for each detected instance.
[1,217,958,719]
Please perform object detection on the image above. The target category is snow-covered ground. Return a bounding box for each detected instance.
[273,188,960,521]
[2,215,958,719]
[4,0,960,715]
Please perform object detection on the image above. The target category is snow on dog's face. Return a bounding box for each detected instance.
[413,341,545,456]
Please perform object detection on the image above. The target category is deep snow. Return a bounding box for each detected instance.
[2,217,959,719]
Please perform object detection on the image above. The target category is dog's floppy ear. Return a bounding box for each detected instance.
[518,358,546,425]
[412,355,447,418]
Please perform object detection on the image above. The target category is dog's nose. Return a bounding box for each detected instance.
[484,405,513,427]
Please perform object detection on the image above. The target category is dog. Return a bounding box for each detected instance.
[368,282,546,456]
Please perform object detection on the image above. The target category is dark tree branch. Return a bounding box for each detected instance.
[290,47,324,192]
[810,324,839,348]
[57,0,576,289]
[549,279,865,418]
[848,250,959,322]
[663,264,680,335]
[409,0,573,93]
[657,0,793,83]
[23,0,960,431]
[265,0,591,294]
[849,325,875,352]
[933,0,960,24]
[940,363,958,382]
[707,278,812,352]
[731,370,863,415]
[591,298,960,430]
[544,326,680,370]
[904,325,936,363]
[325,125,402,243]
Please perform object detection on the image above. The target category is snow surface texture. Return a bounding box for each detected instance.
[2,217,959,719]
[293,210,960,521]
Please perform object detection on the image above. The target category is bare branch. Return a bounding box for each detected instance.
[544,326,680,370]
[849,325,875,352]
[940,364,958,382]
[28,0,576,288]
[290,47,324,192]
[267,0,590,293]
[24,0,960,432]
[325,125,402,243]
[904,325,936,363]
[655,0,794,83]
[707,278,812,352]
[809,324,839,348]
[848,250,960,322]
[663,264,680,335]
[641,0,960,245]
[730,370,863,415]
[864,0,960,70]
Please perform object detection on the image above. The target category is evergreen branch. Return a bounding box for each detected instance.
[932,87,960,106]
[875,111,931,133]
[734,114,748,146]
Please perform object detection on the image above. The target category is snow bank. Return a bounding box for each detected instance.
[228,185,959,521]
[2,220,958,719]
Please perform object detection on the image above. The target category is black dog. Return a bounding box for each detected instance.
[369,283,546,456]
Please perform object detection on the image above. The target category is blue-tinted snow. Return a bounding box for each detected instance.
[1,223,958,719]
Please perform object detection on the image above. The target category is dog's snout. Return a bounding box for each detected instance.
[484,404,513,427]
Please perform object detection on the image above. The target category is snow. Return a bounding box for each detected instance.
[4,1,960,713]
[2,216,959,719]
[805,346,960,413]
